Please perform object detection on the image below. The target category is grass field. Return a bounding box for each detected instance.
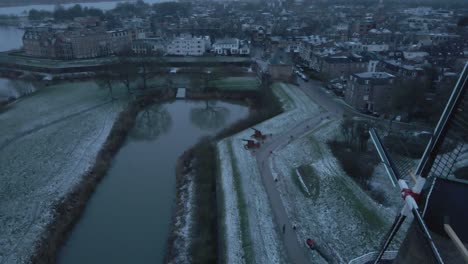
[0,80,126,263]
[209,77,260,91]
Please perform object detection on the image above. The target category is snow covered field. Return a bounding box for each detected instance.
[217,141,246,264]
[272,123,395,262]
[216,83,322,264]
[169,173,194,264]
[0,81,126,263]
[217,82,400,263]
[0,78,36,102]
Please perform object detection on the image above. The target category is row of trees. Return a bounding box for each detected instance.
[28,1,194,22]
[97,57,172,99]
[28,4,104,21]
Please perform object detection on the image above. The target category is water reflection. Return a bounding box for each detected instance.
[131,105,172,141]
[190,101,229,131]
[58,100,248,264]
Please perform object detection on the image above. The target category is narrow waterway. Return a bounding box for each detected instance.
[58,100,249,264]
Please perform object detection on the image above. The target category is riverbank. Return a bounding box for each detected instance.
[29,89,176,264]
[165,81,283,263]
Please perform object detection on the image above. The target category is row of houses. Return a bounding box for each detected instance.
[132,35,250,56]
[23,27,137,59]
[23,26,251,59]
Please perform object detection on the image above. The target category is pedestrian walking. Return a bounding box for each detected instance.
[282,224,286,234]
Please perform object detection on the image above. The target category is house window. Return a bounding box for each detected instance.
[365,80,369,84]
[363,95,369,101]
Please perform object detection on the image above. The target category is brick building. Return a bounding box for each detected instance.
[345,72,396,113]
[320,55,369,80]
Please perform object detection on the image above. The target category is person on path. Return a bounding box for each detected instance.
[282,224,286,234]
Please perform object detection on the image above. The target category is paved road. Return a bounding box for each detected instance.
[296,79,431,132]
[249,58,429,263]
[254,113,331,264]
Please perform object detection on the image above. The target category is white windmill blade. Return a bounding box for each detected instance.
[369,128,445,264]
[369,128,400,187]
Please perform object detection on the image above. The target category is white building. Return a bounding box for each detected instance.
[239,42,250,55]
[212,38,250,56]
[167,34,211,56]
[213,38,239,55]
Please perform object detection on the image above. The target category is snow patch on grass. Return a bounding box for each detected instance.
[170,174,194,264]
[0,82,125,263]
[218,83,321,263]
[272,122,395,262]
[217,140,245,264]
[229,138,286,264]
[216,82,322,264]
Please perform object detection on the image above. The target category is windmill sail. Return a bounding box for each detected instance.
[357,62,468,264]
[393,64,468,263]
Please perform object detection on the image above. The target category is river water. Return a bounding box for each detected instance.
[57,100,248,264]
[0,26,33,101]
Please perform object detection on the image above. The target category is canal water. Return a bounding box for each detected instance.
[57,100,248,264]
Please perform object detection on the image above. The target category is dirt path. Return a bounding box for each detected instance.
[254,112,331,264]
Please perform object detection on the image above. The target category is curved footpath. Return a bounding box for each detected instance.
[217,82,328,264]
[254,113,331,264]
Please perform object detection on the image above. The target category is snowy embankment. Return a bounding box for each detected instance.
[253,83,325,134]
[272,120,397,262]
[0,82,126,263]
[217,141,245,264]
[218,80,399,263]
[169,173,194,264]
[0,78,36,102]
[217,83,321,264]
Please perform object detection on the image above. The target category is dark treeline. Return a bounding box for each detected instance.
[0,0,115,8]
[312,0,468,9]
[28,1,193,22]
[28,4,104,21]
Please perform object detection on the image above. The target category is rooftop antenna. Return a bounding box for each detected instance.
[369,62,468,264]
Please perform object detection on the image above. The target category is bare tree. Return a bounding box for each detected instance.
[97,73,116,100]
[114,57,138,94]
